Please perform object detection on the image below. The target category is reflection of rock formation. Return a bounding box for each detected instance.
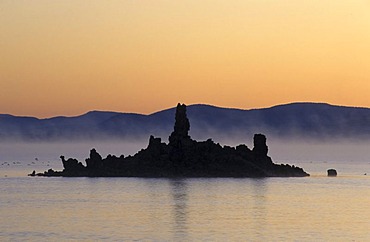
[34,103,309,177]
[170,180,188,240]
[251,179,268,241]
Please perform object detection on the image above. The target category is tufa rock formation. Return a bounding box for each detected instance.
[327,169,337,177]
[32,103,309,178]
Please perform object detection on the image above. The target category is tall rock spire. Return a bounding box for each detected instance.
[169,103,190,144]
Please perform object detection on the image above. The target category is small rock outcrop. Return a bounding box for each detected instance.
[85,149,103,169]
[33,103,309,178]
[327,169,337,177]
[28,170,36,176]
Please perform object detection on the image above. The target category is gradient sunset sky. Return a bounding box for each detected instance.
[1,1,369,118]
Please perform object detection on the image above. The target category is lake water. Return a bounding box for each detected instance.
[1,142,370,241]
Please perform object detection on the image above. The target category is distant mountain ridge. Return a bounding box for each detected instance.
[1,103,370,141]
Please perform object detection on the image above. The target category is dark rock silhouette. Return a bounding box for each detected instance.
[327,169,337,177]
[85,149,103,170]
[253,134,268,156]
[169,103,190,143]
[28,170,36,176]
[34,103,309,178]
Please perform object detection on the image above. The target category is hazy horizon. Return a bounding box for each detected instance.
[2,101,370,119]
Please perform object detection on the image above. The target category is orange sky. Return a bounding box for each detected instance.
[1,0,370,118]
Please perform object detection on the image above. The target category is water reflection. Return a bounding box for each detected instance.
[251,178,268,241]
[1,176,370,240]
[170,179,188,240]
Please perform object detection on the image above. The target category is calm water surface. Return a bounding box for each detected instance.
[1,163,370,241]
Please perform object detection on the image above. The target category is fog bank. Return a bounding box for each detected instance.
[2,138,370,163]
[1,138,370,177]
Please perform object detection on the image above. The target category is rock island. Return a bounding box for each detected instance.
[32,104,309,177]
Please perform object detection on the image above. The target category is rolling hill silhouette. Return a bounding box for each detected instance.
[2,102,370,141]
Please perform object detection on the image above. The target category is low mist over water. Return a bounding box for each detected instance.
[205,137,370,163]
[0,141,145,162]
[1,138,370,177]
[2,138,370,163]
[0,141,145,177]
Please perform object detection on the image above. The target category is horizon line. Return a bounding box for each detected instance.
[2,101,369,120]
